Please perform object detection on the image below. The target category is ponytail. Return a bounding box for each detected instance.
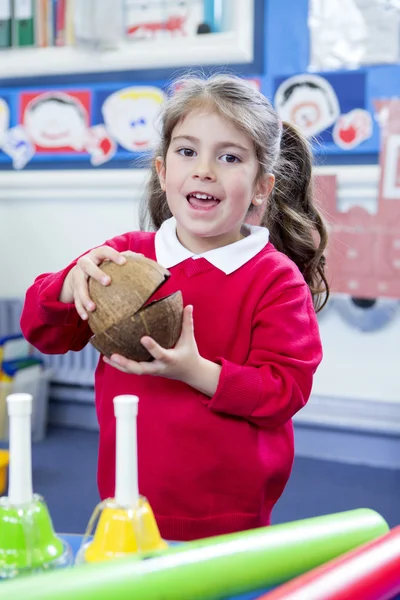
[262,122,329,312]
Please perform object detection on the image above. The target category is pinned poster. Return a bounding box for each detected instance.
[273,71,373,153]
[0,97,10,147]
[274,74,340,138]
[85,124,116,166]
[2,125,34,170]
[125,0,205,39]
[0,84,168,168]
[21,90,91,152]
[333,109,373,150]
[101,86,166,153]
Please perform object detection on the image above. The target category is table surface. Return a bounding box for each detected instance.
[61,534,273,600]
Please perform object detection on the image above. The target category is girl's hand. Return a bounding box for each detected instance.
[103,305,222,396]
[104,305,199,381]
[59,247,138,321]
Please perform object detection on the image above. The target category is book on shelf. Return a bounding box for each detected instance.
[0,0,12,48]
[1,0,74,49]
[12,0,35,47]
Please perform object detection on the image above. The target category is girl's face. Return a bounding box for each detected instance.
[156,108,273,254]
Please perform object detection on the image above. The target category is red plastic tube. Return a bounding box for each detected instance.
[257,526,400,600]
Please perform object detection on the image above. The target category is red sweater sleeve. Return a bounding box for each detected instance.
[20,234,135,355]
[205,282,322,428]
[20,264,92,354]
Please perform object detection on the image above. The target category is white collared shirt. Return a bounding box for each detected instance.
[155,217,269,275]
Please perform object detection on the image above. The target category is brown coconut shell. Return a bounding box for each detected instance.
[90,291,183,361]
[87,254,171,335]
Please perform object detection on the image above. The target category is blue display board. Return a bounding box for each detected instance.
[1,0,400,169]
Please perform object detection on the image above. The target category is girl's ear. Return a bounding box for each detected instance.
[252,173,275,207]
[155,156,166,192]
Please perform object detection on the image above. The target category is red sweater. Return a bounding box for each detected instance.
[21,231,322,541]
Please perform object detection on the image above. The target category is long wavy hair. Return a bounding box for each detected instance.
[140,74,329,311]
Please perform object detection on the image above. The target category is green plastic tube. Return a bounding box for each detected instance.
[0,509,389,600]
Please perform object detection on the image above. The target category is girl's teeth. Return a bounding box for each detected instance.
[194,193,214,200]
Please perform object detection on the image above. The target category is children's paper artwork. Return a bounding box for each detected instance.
[22,91,89,151]
[125,0,204,39]
[101,86,166,153]
[0,84,168,167]
[274,74,340,137]
[85,124,117,166]
[333,109,373,150]
[2,125,35,170]
[0,98,10,148]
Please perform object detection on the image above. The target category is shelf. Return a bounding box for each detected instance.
[0,1,254,80]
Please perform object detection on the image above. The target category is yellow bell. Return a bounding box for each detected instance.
[84,497,168,563]
[81,396,168,564]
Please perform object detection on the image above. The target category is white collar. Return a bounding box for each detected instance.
[154,217,269,275]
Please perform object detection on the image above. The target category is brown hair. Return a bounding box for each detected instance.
[140,74,329,311]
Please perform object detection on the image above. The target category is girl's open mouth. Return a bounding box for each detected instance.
[187,192,220,211]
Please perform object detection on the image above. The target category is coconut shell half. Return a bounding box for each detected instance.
[90,291,183,362]
[87,254,171,335]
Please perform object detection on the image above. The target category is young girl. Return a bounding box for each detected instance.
[21,74,329,542]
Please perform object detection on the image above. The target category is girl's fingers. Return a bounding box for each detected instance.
[140,337,166,361]
[120,251,144,259]
[105,355,145,375]
[72,246,130,321]
[73,270,96,314]
[180,305,194,340]
[74,295,88,321]
[91,246,127,266]
[104,354,165,376]
[76,260,109,286]
[77,247,126,285]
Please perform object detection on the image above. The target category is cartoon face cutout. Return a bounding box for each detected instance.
[2,125,34,170]
[0,98,10,147]
[274,75,340,137]
[102,87,165,152]
[24,93,88,150]
[333,109,373,150]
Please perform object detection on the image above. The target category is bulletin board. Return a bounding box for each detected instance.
[0,78,261,170]
[1,0,400,169]
[0,82,168,170]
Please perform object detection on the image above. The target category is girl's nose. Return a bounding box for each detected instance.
[192,163,216,181]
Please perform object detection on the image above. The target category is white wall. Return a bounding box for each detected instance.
[313,306,400,404]
[0,170,147,297]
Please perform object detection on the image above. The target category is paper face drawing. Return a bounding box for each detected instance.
[85,124,116,166]
[333,109,373,150]
[24,92,88,150]
[2,125,34,170]
[274,74,340,137]
[0,98,10,147]
[101,87,165,152]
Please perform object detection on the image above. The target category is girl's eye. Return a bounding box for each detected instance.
[221,154,240,163]
[178,148,196,157]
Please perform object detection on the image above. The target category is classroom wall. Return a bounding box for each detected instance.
[0,170,145,296]
[1,0,399,422]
